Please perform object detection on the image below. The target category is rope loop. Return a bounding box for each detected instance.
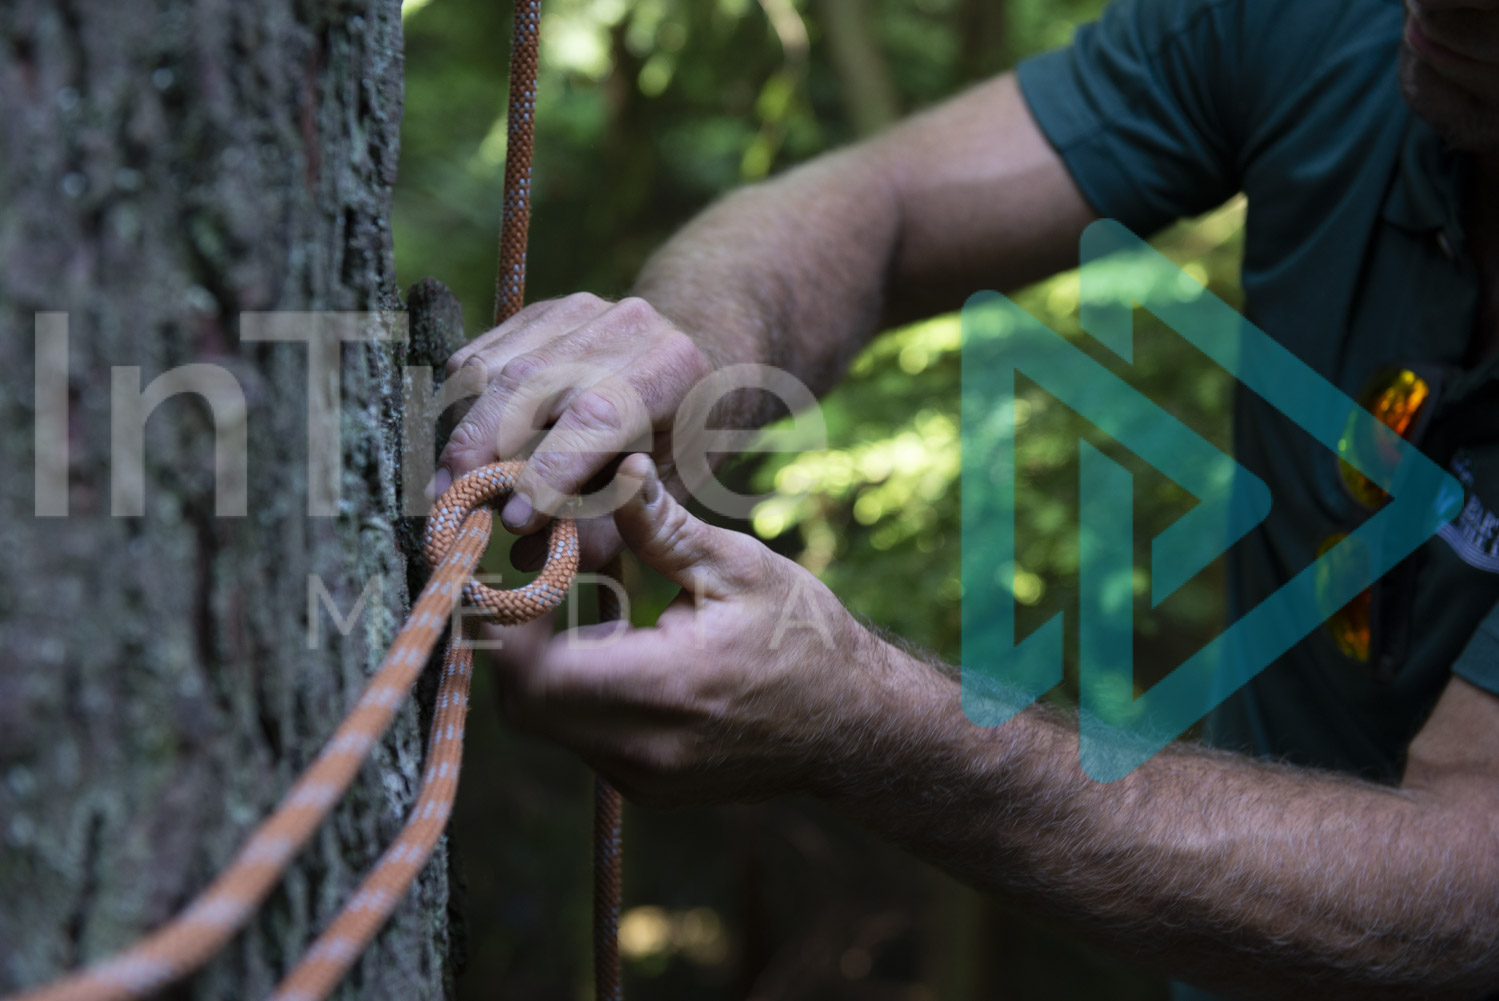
[423,461,581,626]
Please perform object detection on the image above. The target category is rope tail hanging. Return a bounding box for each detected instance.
[593,579,625,1001]
[492,4,625,999]
[3,2,622,1000]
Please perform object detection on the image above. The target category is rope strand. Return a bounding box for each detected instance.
[492,2,625,994]
[6,464,578,1001]
[593,558,626,1001]
[4,5,625,1000]
[495,0,542,327]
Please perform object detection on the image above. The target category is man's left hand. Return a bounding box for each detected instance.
[483,453,901,806]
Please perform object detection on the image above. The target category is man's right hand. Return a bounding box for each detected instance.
[430,69,1093,576]
[431,291,713,572]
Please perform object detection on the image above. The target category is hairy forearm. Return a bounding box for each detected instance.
[828,642,1499,999]
[630,147,901,427]
[629,74,1094,431]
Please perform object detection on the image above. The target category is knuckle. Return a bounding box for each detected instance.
[565,388,623,432]
[442,417,490,460]
[442,359,490,404]
[609,296,655,329]
[655,499,699,554]
[519,297,559,317]
[506,298,558,331]
[444,339,487,375]
[444,353,485,383]
[659,329,710,379]
[562,290,605,312]
[441,381,514,459]
[523,450,571,491]
[495,352,548,393]
[443,341,492,379]
[445,306,540,377]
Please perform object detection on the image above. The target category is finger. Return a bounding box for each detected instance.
[437,348,646,511]
[434,294,615,485]
[505,379,655,531]
[498,619,663,717]
[503,300,709,532]
[442,293,601,377]
[611,453,765,599]
[475,613,556,680]
[510,517,622,572]
[576,517,625,571]
[436,351,557,486]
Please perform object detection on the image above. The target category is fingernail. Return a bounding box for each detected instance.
[425,467,452,500]
[643,466,661,504]
[501,493,533,530]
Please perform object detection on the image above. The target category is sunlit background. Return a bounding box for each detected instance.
[395,1,1245,997]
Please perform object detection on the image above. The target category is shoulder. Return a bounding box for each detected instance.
[1014,0,1408,230]
[1233,0,1408,174]
[1022,0,1406,137]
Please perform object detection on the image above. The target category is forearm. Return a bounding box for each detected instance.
[632,73,1094,430]
[830,642,1499,999]
[630,147,900,425]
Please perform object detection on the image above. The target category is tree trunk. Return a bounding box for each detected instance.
[0,1,456,997]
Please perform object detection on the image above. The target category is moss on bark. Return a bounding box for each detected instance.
[0,1,456,996]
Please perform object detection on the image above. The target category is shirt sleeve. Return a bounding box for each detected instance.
[1454,602,1499,696]
[1015,0,1247,235]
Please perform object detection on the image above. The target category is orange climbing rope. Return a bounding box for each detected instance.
[592,575,625,1001]
[490,1,625,997]
[6,1,625,999]
[7,465,579,1001]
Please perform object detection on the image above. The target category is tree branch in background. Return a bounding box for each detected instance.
[819,0,901,136]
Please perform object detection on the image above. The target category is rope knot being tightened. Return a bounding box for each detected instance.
[423,460,581,626]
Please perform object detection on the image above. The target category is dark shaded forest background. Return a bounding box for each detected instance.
[395,0,1247,997]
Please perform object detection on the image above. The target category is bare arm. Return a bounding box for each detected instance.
[827,650,1499,1000]
[500,456,1499,1001]
[630,72,1094,419]
[435,73,1094,538]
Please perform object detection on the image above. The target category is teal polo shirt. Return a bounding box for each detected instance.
[1017,0,1499,994]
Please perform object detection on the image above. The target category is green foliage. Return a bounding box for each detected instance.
[396,0,1122,323]
[746,198,1247,675]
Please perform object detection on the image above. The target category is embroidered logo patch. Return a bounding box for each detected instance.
[1440,455,1499,574]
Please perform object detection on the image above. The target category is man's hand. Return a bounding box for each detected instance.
[433,294,713,570]
[484,453,898,807]
[430,73,1093,575]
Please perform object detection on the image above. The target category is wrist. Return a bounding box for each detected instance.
[629,273,761,375]
[805,629,964,802]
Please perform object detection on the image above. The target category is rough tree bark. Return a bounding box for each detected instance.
[0,1,460,997]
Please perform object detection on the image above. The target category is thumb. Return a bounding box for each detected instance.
[612,453,759,599]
